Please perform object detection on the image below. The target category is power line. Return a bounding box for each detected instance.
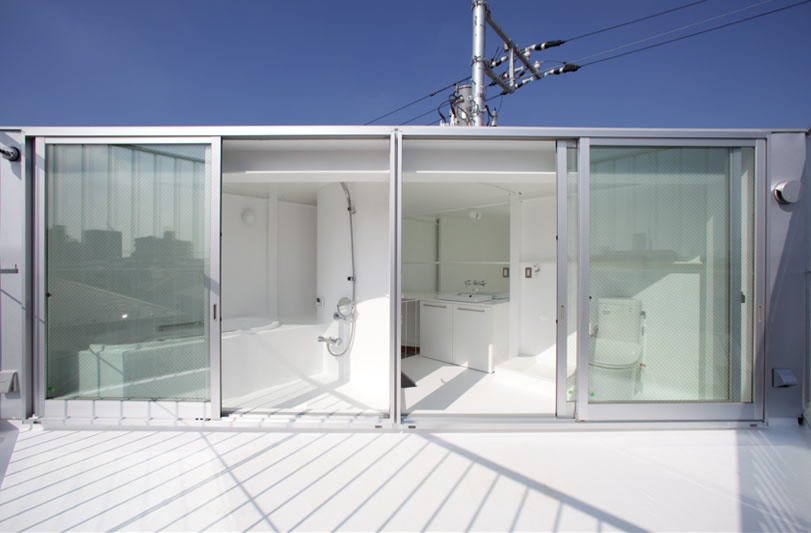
[370,3,711,125]
[364,76,470,125]
[381,0,810,126]
[368,1,714,125]
[580,0,811,68]
[400,101,452,126]
[573,0,772,64]
[566,0,709,42]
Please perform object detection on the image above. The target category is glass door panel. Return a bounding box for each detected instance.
[44,143,213,401]
[587,146,755,407]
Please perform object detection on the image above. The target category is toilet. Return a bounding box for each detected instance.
[589,298,644,401]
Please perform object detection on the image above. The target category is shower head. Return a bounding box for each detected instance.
[339,182,355,214]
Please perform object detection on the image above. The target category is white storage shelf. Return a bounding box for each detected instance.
[418,299,508,373]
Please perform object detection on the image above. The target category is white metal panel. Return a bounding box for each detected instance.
[0,131,27,419]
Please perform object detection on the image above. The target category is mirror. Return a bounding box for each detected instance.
[335,297,355,320]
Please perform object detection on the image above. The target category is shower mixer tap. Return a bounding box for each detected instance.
[318,336,340,346]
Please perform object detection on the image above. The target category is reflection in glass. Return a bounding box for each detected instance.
[46,144,211,400]
[588,147,754,403]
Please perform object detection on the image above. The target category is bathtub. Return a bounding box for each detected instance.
[220,316,331,408]
[75,336,209,399]
[222,316,280,333]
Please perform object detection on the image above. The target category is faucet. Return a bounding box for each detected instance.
[464,280,487,292]
[318,336,340,346]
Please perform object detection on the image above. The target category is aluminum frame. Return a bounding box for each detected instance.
[13,125,782,428]
[34,136,221,421]
[577,137,766,422]
[555,140,575,418]
[390,130,402,425]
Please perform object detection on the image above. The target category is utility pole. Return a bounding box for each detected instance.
[452,0,577,127]
[471,0,487,127]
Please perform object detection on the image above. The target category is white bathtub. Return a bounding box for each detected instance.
[220,316,330,407]
[76,336,209,399]
[222,316,280,333]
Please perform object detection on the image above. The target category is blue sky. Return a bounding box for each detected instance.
[3,0,810,128]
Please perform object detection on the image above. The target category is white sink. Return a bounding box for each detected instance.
[436,292,493,303]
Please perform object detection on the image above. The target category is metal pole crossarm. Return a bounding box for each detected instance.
[485,10,544,81]
[483,63,514,94]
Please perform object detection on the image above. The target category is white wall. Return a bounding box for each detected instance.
[402,217,437,294]
[222,193,270,319]
[438,214,509,293]
[317,182,390,411]
[277,201,317,321]
[519,196,557,357]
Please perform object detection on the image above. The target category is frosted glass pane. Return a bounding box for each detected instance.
[46,144,211,401]
[589,147,754,403]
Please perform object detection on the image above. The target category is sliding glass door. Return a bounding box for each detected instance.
[36,138,221,419]
[576,139,765,421]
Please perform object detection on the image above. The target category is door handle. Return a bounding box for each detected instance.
[0,264,18,274]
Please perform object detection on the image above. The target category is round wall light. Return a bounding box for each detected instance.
[241,208,257,226]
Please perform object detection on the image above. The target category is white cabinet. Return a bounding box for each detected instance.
[419,299,508,373]
[419,301,453,363]
[452,305,493,370]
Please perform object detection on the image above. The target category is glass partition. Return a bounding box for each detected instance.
[588,146,755,404]
[45,143,212,401]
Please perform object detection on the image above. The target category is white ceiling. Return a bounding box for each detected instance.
[221,138,557,212]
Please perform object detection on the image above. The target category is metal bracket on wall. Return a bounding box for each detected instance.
[0,145,19,161]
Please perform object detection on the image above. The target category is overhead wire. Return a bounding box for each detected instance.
[572,0,773,64]
[394,0,810,125]
[566,0,709,42]
[401,101,452,126]
[394,1,721,124]
[579,0,811,68]
[364,76,470,125]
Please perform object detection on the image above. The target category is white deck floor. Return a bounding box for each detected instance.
[1,419,809,532]
[403,355,556,414]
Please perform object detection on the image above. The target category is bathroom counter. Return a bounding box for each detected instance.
[404,293,510,307]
